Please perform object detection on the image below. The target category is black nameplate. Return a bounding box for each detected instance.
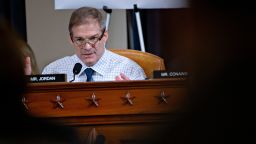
[26,74,66,83]
[153,70,189,79]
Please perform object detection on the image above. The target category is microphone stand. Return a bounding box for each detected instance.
[69,63,82,82]
[69,74,76,82]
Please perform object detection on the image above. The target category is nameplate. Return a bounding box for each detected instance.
[27,74,66,83]
[153,70,189,79]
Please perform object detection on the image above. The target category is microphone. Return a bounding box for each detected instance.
[69,63,82,82]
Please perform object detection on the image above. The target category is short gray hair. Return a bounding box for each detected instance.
[68,7,105,36]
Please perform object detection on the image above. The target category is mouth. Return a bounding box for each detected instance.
[81,52,95,59]
[82,53,93,56]
[82,51,95,55]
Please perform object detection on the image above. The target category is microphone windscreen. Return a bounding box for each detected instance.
[73,63,82,75]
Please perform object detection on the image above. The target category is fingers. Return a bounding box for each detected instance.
[115,75,122,81]
[24,56,32,75]
[120,73,130,80]
[115,73,130,81]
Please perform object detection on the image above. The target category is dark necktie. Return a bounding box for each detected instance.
[84,68,94,82]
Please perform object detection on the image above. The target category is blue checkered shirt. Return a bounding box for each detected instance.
[42,49,146,82]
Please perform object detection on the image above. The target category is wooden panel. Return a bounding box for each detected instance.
[25,87,186,117]
[23,79,187,142]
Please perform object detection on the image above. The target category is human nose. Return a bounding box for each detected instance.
[81,42,92,50]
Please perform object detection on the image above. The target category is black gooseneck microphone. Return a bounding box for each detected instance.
[69,63,82,82]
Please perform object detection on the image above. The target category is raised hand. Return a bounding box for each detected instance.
[24,56,32,75]
[115,73,130,81]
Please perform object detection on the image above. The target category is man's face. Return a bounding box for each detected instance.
[71,21,107,66]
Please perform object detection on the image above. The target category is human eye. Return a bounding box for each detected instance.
[76,37,84,42]
[88,36,99,42]
[74,37,85,44]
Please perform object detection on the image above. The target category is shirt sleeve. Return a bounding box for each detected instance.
[123,60,146,80]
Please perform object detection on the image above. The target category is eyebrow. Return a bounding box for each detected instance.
[74,34,99,39]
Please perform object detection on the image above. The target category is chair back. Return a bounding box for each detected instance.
[109,49,166,78]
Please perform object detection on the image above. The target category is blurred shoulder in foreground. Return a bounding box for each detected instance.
[0,18,81,144]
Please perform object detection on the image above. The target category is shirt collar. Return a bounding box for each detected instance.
[91,49,110,76]
[76,49,110,77]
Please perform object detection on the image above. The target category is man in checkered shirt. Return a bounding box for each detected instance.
[41,7,146,82]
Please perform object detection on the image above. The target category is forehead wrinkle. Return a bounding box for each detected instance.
[72,22,101,37]
[73,33,100,39]
[72,25,101,38]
